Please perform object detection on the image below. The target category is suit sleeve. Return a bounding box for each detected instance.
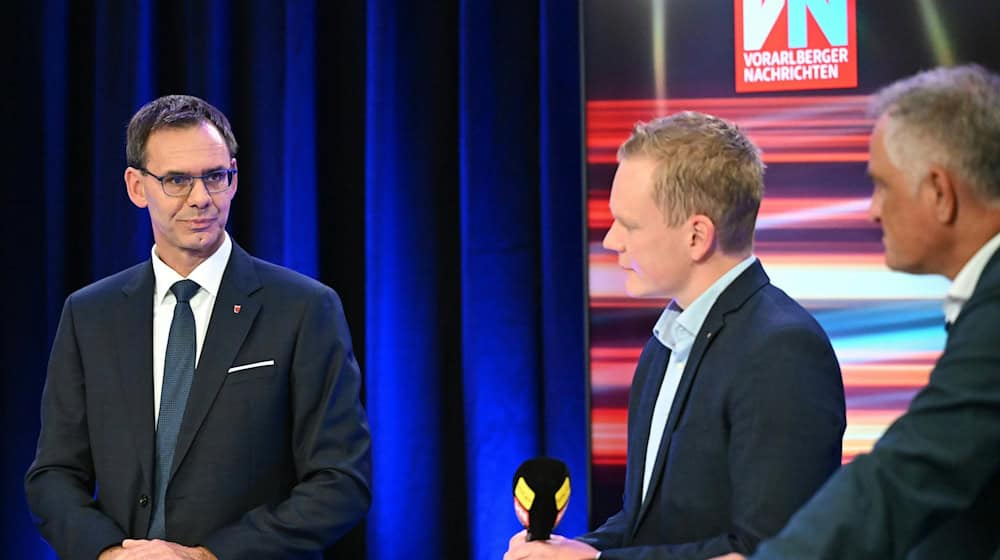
[578,508,630,550]
[753,292,1000,559]
[200,288,372,558]
[598,325,846,560]
[24,296,128,560]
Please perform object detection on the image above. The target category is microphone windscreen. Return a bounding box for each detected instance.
[512,457,571,541]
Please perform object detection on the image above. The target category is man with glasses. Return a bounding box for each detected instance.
[25,95,371,559]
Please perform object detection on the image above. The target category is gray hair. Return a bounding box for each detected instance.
[869,64,1000,202]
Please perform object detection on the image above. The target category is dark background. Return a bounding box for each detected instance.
[2,1,588,558]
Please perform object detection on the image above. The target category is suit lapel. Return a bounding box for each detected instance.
[633,313,725,531]
[632,261,770,535]
[625,340,670,542]
[169,245,262,482]
[117,263,156,490]
[628,340,670,512]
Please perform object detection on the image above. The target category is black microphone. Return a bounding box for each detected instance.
[512,457,571,541]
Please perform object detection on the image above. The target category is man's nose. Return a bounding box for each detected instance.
[603,222,622,251]
[186,179,213,205]
[866,195,881,223]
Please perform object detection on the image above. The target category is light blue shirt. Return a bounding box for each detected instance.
[641,255,758,500]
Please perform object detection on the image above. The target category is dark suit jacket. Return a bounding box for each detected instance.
[579,261,846,560]
[25,244,372,560]
[753,247,1000,559]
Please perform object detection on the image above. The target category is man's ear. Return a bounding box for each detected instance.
[125,167,148,209]
[229,157,238,197]
[688,214,717,261]
[924,165,958,225]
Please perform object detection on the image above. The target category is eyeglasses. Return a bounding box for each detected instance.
[138,167,237,197]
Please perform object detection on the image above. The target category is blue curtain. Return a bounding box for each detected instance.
[366,1,587,557]
[2,1,586,558]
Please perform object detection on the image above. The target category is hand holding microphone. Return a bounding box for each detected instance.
[505,458,599,559]
[512,457,571,541]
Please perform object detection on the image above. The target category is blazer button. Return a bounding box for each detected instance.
[139,494,149,507]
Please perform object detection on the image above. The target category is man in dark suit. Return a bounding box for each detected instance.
[505,112,845,560]
[25,95,371,560]
[713,64,1000,560]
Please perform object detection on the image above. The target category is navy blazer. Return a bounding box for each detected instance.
[25,244,372,560]
[579,261,845,559]
[754,248,1000,559]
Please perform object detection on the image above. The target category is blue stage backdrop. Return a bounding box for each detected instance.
[2,1,587,559]
[365,1,588,558]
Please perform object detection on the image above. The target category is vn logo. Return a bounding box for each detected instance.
[744,0,847,51]
[735,0,857,93]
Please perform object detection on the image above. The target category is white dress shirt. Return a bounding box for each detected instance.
[942,231,1000,325]
[150,234,233,426]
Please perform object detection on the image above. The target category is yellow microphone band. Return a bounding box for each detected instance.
[555,477,571,510]
[514,477,536,510]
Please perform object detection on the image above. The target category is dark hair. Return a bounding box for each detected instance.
[126,94,239,168]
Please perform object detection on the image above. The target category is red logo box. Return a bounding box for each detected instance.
[735,0,857,93]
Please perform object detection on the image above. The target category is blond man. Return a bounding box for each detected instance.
[507,112,845,560]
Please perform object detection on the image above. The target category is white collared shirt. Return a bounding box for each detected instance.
[150,234,233,425]
[641,255,757,500]
[942,231,1000,325]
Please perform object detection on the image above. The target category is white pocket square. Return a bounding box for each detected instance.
[228,360,275,374]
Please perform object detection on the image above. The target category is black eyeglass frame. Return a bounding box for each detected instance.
[137,167,238,197]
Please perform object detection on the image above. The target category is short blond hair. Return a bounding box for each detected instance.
[618,111,764,254]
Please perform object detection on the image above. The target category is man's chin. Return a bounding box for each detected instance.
[883,253,934,276]
[881,242,919,273]
[624,282,665,299]
[182,231,224,253]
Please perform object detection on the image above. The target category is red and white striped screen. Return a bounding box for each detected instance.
[583,0,994,525]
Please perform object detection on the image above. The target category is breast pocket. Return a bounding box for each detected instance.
[224,359,276,384]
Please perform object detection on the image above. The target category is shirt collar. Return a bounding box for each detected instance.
[152,233,233,304]
[943,231,1000,323]
[653,255,757,351]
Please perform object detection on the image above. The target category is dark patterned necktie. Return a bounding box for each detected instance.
[148,279,200,539]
